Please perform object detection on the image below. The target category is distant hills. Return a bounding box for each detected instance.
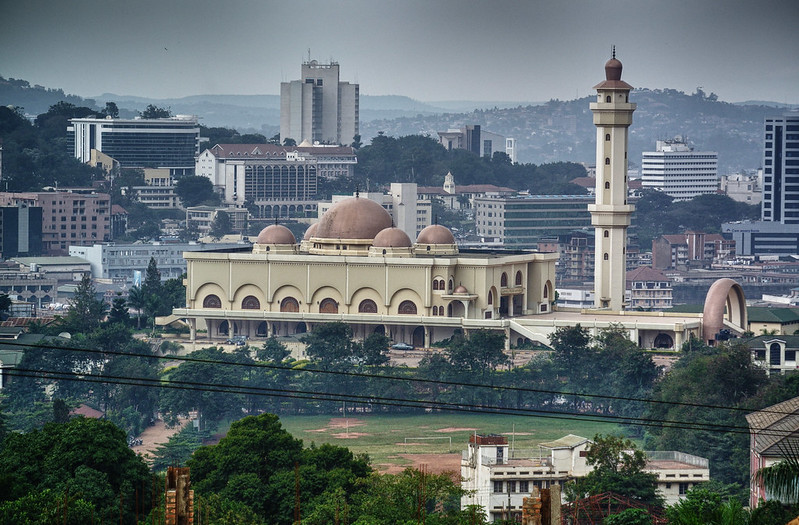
[3,73,796,172]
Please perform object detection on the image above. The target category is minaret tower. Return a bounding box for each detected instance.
[588,48,636,310]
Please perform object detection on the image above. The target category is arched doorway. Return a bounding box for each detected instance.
[218,320,229,336]
[653,333,674,349]
[412,326,425,347]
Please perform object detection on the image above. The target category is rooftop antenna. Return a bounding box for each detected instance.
[611,45,616,59]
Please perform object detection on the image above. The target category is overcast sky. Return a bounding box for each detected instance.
[2,0,797,104]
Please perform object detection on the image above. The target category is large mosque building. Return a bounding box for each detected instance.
[174,55,747,350]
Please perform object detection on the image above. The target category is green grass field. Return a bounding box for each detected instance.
[278,412,622,470]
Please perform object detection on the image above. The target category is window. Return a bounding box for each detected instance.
[501,273,508,287]
[280,296,299,313]
[488,292,493,305]
[508,481,516,493]
[519,481,529,493]
[604,230,609,238]
[241,295,260,309]
[787,350,796,362]
[319,298,338,314]
[605,95,611,103]
[359,299,377,313]
[494,481,503,493]
[604,253,609,260]
[398,300,417,315]
[679,483,689,495]
[605,133,610,141]
[203,294,221,308]
[515,271,523,286]
[605,181,610,189]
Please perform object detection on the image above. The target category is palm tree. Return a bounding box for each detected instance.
[127,286,147,329]
[756,452,799,504]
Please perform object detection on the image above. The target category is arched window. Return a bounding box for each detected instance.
[359,299,377,313]
[770,343,782,366]
[605,181,610,189]
[218,320,229,335]
[432,306,439,316]
[515,271,523,286]
[604,253,609,261]
[319,298,338,314]
[398,300,417,315]
[604,230,609,238]
[488,292,493,305]
[543,286,548,298]
[203,294,221,308]
[501,273,508,287]
[605,133,610,141]
[256,321,267,337]
[447,303,453,316]
[605,95,611,103]
[242,295,260,309]
[605,157,610,165]
[280,296,299,313]
[448,279,454,292]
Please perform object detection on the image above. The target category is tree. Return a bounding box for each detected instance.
[303,322,356,370]
[106,293,130,326]
[604,508,653,525]
[257,337,291,362]
[58,274,107,334]
[126,286,146,329]
[755,450,799,505]
[0,417,152,523]
[102,101,119,118]
[175,175,219,207]
[0,293,11,318]
[567,434,663,509]
[357,332,390,367]
[209,210,232,238]
[140,104,171,119]
[283,137,296,146]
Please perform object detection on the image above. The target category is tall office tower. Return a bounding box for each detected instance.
[280,60,359,146]
[588,50,636,310]
[763,114,799,224]
[67,116,200,178]
[641,139,718,201]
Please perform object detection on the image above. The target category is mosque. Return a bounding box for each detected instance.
[173,54,746,350]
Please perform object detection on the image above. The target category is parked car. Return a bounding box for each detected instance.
[225,335,248,346]
[391,342,414,350]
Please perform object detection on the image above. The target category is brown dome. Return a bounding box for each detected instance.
[417,224,455,245]
[256,224,296,244]
[453,285,468,294]
[315,197,393,240]
[373,227,412,248]
[303,222,319,240]
[605,58,623,81]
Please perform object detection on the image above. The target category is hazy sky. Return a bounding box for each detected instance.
[2,0,797,104]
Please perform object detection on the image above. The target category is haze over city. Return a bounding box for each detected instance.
[2,0,798,104]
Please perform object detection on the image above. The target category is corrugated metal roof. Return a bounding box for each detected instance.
[539,434,590,449]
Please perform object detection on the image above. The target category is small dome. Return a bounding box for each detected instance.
[605,58,623,81]
[256,224,296,244]
[453,285,468,294]
[303,222,319,240]
[316,197,393,240]
[417,224,456,245]
[373,227,412,248]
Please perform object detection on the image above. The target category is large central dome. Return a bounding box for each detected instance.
[315,196,393,240]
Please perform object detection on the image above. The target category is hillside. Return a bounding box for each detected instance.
[2,74,789,172]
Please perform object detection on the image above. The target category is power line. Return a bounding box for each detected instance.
[3,338,783,419]
[4,366,781,439]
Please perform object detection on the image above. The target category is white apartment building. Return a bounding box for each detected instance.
[641,139,718,201]
[280,60,359,145]
[461,434,709,522]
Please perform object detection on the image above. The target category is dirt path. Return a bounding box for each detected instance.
[132,418,189,460]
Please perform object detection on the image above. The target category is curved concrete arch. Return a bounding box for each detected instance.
[271,284,305,310]
[349,286,384,313]
[702,278,747,343]
[388,288,424,314]
[231,283,266,309]
[194,283,227,308]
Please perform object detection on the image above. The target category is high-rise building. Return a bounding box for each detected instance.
[437,125,516,161]
[67,116,200,177]
[763,114,799,224]
[641,139,718,201]
[588,50,636,310]
[0,204,43,258]
[280,60,359,145]
[722,114,799,255]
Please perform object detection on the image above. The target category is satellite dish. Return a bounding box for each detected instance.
[58,332,72,339]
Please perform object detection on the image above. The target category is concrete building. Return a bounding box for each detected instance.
[746,307,799,336]
[318,184,430,240]
[652,232,735,270]
[195,144,328,218]
[69,241,249,283]
[747,335,799,375]
[746,396,799,507]
[0,204,42,258]
[626,266,673,311]
[185,206,249,236]
[721,172,762,205]
[437,125,516,161]
[67,116,200,177]
[280,60,359,145]
[0,192,111,255]
[461,434,709,522]
[589,51,636,310]
[474,195,594,247]
[641,139,718,201]
[0,263,58,309]
[417,172,515,211]
[722,115,799,256]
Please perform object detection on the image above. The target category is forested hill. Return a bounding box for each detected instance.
[3,73,790,173]
[360,88,787,173]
